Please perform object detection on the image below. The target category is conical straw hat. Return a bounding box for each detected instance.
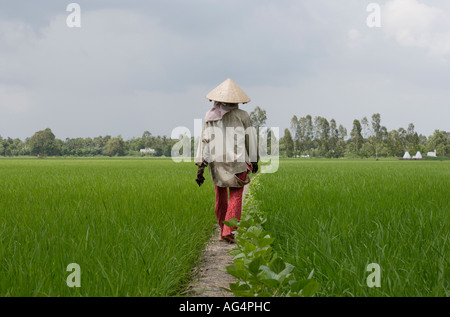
[206,78,251,104]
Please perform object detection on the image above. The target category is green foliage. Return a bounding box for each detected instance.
[0,159,216,296]
[0,137,29,156]
[350,119,363,154]
[249,106,267,132]
[427,130,450,156]
[104,136,126,156]
[2,113,449,159]
[29,128,58,156]
[281,129,294,158]
[0,129,180,158]
[256,159,449,296]
[222,176,319,297]
[285,113,447,159]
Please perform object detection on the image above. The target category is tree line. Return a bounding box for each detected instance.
[0,129,178,157]
[1,110,449,158]
[280,113,450,158]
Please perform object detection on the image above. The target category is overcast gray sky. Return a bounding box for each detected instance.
[0,0,449,140]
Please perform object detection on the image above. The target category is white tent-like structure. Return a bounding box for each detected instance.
[413,151,422,159]
[427,150,437,157]
[403,152,411,159]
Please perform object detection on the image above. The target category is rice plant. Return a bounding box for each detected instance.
[0,158,216,296]
[255,159,449,297]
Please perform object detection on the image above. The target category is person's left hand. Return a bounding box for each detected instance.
[251,162,258,174]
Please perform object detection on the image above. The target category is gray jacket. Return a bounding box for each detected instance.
[195,108,259,187]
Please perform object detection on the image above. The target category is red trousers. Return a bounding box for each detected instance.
[214,171,248,238]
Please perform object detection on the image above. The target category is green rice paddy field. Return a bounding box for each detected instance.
[0,158,448,296]
[255,159,449,297]
[0,158,216,296]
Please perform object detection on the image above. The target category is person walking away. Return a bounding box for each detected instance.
[195,78,259,244]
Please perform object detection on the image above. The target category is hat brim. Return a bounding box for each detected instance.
[206,78,251,104]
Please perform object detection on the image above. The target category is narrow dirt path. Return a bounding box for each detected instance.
[188,185,249,297]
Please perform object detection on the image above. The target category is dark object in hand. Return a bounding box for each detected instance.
[196,166,205,187]
[251,162,258,174]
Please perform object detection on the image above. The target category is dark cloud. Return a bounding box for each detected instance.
[0,0,449,140]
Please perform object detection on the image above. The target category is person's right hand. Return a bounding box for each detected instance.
[196,166,206,186]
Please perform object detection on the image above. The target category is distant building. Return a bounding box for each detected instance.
[140,148,155,154]
[403,152,411,159]
[413,151,422,159]
[427,150,437,157]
